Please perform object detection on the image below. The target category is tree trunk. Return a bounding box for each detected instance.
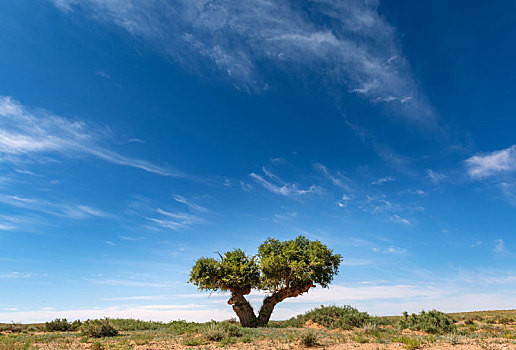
[228,292,257,327]
[257,283,315,326]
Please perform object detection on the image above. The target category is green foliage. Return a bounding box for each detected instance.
[258,236,342,291]
[285,305,371,330]
[399,310,456,334]
[0,323,24,333]
[109,319,164,331]
[168,320,206,335]
[45,319,71,332]
[182,336,202,346]
[300,330,318,347]
[189,235,341,296]
[203,322,244,342]
[80,319,119,338]
[393,335,422,350]
[189,249,260,292]
[204,324,226,341]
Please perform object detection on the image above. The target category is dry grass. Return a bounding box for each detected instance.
[1,309,516,349]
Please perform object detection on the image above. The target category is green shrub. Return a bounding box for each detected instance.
[286,305,371,330]
[399,310,456,334]
[168,320,204,335]
[394,336,421,350]
[46,318,72,332]
[204,324,226,341]
[81,319,118,338]
[218,322,243,337]
[300,330,318,347]
[109,318,164,331]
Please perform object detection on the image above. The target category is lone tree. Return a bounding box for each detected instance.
[189,235,342,327]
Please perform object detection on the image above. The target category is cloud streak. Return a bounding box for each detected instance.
[49,0,433,122]
[0,96,182,177]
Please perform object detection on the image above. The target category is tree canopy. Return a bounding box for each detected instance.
[189,235,342,327]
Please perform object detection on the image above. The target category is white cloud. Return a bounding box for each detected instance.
[426,169,447,184]
[390,214,410,225]
[466,146,516,179]
[86,279,170,288]
[172,195,208,213]
[493,239,506,254]
[49,0,433,122]
[337,194,351,208]
[372,176,395,185]
[250,172,321,197]
[0,96,181,177]
[0,272,32,279]
[0,194,107,219]
[314,163,353,191]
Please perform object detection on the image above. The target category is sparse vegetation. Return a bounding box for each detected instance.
[285,305,371,329]
[2,308,516,349]
[80,319,119,338]
[399,310,456,334]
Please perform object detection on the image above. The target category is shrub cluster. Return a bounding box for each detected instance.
[399,310,456,334]
[81,319,119,338]
[45,318,81,332]
[285,305,371,330]
[109,319,164,331]
[204,322,243,341]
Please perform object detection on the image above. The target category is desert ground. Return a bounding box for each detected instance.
[1,308,516,350]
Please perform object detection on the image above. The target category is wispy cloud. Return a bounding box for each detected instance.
[86,279,170,288]
[372,176,395,185]
[466,145,516,179]
[0,194,107,219]
[390,214,411,225]
[313,163,353,191]
[465,146,516,204]
[493,239,506,254]
[49,0,433,122]
[250,170,321,197]
[0,96,182,177]
[172,195,208,213]
[0,272,32,279]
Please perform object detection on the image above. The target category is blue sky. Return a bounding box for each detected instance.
[1,0,516,322]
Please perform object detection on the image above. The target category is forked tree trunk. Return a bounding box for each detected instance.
[228,292,257,327]
[256,283,315,326]
[228,283,315,327]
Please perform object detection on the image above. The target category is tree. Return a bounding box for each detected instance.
[188,235,342,327]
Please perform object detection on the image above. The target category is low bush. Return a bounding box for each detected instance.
[204,324,226,341]
[399,310,456,334]
[109,318,164,331]
[168,320,205,335]
[46,319,72,332]
[300,330,318,347]
[285,305,371,330]
[81,319,119,338]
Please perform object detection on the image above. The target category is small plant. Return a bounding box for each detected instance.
[91,341,104,350]
[182,336,202,346]
[219,336,236,346]
[204,324,226,341]
[399,310,456,334]
[241,335,253,343]
[300,330,318,347]
[394,335,421,350]
[81,319,119,338]
[350,333,369,343]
